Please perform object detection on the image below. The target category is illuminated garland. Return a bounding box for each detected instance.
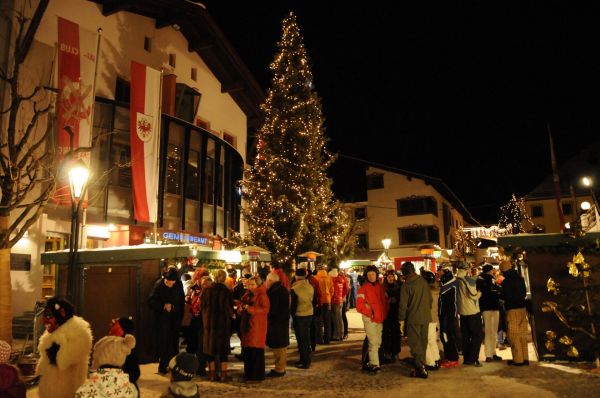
[241,12,350,268]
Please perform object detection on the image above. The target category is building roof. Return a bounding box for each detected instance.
[90,0,264,128]
[525,140,600,200]
[367,163,480,226]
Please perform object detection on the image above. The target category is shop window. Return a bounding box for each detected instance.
[531,204,544,218]
[398,226,439,245]
[367,173,384,189]
[175,83,200,123]
[166,144,182,195]
[354,207,366,220]
[397,196,438,217]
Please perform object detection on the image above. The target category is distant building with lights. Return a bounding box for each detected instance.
[344,165,479,271]
[523,141,600,233]
[2,0,263,339]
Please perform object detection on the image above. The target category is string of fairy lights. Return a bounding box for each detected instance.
[241,12,351,267]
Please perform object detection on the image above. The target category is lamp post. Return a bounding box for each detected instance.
[67,160,90,308]
[582,176,600,210]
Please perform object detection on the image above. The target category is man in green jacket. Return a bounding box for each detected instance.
[398,262,432,379]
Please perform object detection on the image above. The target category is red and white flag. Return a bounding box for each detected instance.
[130,61,161,223]
[56,17,98,202]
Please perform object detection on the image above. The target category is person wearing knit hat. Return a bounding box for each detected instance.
[75,335,137,398]
[108,317,140,389]
[161,353,199,398]
[477,264,503,363]
[0,340,26,398]
[37,297,93,398]
[357,263,389,374]
[500,259,530,366]
[290,267,316,369]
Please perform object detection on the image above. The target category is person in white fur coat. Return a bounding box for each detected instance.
[36,297,93,398]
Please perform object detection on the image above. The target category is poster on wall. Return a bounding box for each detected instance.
[10,254,31,271]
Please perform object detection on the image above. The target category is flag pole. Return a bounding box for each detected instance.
[80,27,102,248]
[153,68,164,244]
[548,124,565,231]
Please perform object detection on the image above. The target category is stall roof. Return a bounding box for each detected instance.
[497,232,600,249]
[41,244,270,265]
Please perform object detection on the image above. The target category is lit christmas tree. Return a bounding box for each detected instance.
[241,12,350,268]
[499,194,535,234]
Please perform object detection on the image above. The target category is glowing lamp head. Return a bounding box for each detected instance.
[68,160,90,200]
[581,201,591,211]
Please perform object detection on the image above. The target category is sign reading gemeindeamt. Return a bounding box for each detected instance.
[130,61,161,223]
[56,17,96,203]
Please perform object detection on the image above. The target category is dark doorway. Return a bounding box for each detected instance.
[83,265,139,342]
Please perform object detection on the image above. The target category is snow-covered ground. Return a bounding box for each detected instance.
[26,310,600,398]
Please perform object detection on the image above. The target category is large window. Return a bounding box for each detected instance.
[398,226,439,245]
[355,207,366,220]
[185,149,200,200]
[397,196,438,217]
[175,83,200,123]
[531,204,544,218]
[110,107,132,188]
[166,144,182,195]
[367,174,384,189]
[357,233,368,249]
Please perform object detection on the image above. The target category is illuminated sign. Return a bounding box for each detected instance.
[162,231,210,246]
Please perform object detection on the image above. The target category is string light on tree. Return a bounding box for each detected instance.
[241,12,352,268]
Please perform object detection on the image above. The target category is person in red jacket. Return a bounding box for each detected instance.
[330,268,349,341]
[239,276,270,383]
[356,265,388,374]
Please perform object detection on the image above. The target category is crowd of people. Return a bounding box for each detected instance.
[357,259,530,379]
[0,257,529,397]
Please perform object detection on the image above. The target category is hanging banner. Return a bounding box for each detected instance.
[130,61,161,223]
[55,17,97,202]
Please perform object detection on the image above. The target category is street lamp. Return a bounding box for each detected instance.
[67,160,90,307]
[581,176,600,210]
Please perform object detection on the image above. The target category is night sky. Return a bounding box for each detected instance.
[202,1,600,224]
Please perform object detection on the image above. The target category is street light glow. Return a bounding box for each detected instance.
[581,201,591,211]
[381,238,391,249]
[582,176,592,187]
[68,160,90,199]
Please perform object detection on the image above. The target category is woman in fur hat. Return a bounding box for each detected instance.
[36,297,93,398]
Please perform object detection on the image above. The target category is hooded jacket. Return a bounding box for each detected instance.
[330,269,349,305]
[356,280,388,323]
[315,270,334,305]
[456,270,481,316]
[398,273,432,325]
[240,284,270,348]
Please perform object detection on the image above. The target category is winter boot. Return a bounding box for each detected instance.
[410,366,428,379]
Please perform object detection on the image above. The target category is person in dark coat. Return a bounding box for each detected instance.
[201,269,234,381]
[265,272,290,377]
[477,264,502,362]
[148,267,185,374]
[438,268,461,368]
[382,270,401,363]
[398,262,432,379]
[499,260,530,366]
